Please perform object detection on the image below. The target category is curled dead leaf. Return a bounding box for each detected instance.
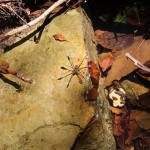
[88,61,100,88]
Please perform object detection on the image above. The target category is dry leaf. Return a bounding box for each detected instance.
[130,110,150,130]
[113,114,123,136]
[138,92,150,109]
[88,61,100,88]
[104,37,150,88]
[137,72,150,81]
[30,10,43,17]
[125,120,141,145]
[109,106,123,114]
[53,34,68,41]
[86,87,99,101]
[136,60,150,81]
[95,29,104,37]
[98,52,113,72]
[95,30,134,50]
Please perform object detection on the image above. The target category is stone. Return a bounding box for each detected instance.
[0,8,115,150]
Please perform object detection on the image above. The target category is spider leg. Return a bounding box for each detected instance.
[76,73,83,84]
[58,73,73,80]
[60,66,72,71]
[67,74,73,88]
[67,56,74,68]
[78,57,85,68]
[78,71,86,81]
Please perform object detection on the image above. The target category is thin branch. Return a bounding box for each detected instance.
[2,0,67,40]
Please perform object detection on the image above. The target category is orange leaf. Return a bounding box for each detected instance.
[88,61,100,87]
[99,52,113,72]
[53,34,68,41]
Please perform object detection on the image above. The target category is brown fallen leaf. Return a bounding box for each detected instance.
[113,114,124,136]
[104,37,150,88]
[53,34,68,41]
[88,61,100,88]
[125,120,141,145]
[136,60,150,81]
[95,30,134,50]
[86,87,99,101]
[130,110,150,130]
[29,10,43,18]
[109,106,123,115]
[98,52,113,72]
[138,92,150,109]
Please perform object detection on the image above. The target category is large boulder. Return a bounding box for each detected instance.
[0,8,115,150]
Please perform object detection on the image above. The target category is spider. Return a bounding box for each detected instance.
[58,56,87,88]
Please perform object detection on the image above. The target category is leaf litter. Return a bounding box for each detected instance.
[103,36,150,88]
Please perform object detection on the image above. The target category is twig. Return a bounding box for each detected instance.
[125,53,150,72]
[2,0,68,40]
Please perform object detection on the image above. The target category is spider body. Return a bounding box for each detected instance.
[73,65,82,84]
[58,56,86,87]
